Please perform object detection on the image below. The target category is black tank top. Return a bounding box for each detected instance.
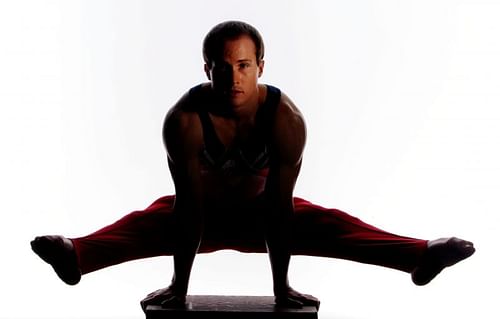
[188,84,281,176]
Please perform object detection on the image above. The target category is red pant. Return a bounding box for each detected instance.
[72,195,427,275]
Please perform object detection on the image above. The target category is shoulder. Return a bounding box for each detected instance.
[267,88,306,164]
[164,83,213,127]
[165,83,209,115]
[164,93,198,131]
[261,84,303,123]
[163,86,205,158]
[277,91,304,124]
[272,89,306,139]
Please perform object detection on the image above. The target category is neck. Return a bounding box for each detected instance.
[210,86,261,123]
[232,90,260,122]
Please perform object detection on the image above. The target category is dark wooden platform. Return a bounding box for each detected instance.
[145,295,319,319]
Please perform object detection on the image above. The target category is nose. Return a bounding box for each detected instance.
[231,66,241,85]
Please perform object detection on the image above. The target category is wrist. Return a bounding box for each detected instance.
[170,274,189,295]
[273,279,291,295]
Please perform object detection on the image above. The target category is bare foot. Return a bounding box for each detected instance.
[275,286,320,310]
[140,286,186,312]
[30,235,81,285]
[412,237,475,286]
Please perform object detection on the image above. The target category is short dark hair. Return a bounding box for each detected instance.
[202,20,265,66]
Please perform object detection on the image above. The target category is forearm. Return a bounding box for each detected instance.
[265,202,293,293]
[267,238,291,294]
[170,204,203,294]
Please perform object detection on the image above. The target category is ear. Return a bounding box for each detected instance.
[204,64,211,80]
[257,60,265,78]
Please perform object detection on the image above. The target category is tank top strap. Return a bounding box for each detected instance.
[189,85,226,161]
[255,84,281,138]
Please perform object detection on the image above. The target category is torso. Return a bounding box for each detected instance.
[187,83,281,207]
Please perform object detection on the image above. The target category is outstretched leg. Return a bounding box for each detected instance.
[32,194,264,285]
[289,197,474,283]
[31,195,211,283]
[31,195,232,284]
[70,195,178,275]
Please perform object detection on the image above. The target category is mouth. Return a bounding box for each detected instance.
[230,89,244,95]
[225,87,244,95]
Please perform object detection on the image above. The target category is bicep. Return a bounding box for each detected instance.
[265,99,306,208]
[163,110,204,211]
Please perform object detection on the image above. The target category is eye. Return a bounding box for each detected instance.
[212,62,230,72]
[239,63,250,69]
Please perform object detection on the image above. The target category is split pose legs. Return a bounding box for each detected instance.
[31,195,475,309]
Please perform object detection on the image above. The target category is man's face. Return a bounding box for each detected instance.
[205,35,264,108]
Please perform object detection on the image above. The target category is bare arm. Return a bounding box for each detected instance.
[163,102,204,298]
[264,94,317,307]
[140,97,205,311]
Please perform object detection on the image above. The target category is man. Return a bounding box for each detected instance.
[31,21,475,311]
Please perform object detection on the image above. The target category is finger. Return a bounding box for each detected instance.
[276,297,303,308]
[141,296,158,312]
[290,293,319,310]
[286,298,304,308]
[161,295,186,308]
[301,297,320,309]
[141,294,164,310]
[140,299,148,312]
[146,288,163,298]
[299,294,319,303]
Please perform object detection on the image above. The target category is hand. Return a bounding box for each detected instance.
[140,285,186,312]
[275,286,320,310]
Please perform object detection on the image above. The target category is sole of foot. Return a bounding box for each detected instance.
[31,235,81,285]
[412,237,475,286]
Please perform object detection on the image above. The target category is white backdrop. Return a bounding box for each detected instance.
[1,0,498,318]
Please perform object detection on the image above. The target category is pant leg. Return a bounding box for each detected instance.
[71,194,255,275]
[72,194,427,275]
[290,197,428,273]
[72,195,181,274]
